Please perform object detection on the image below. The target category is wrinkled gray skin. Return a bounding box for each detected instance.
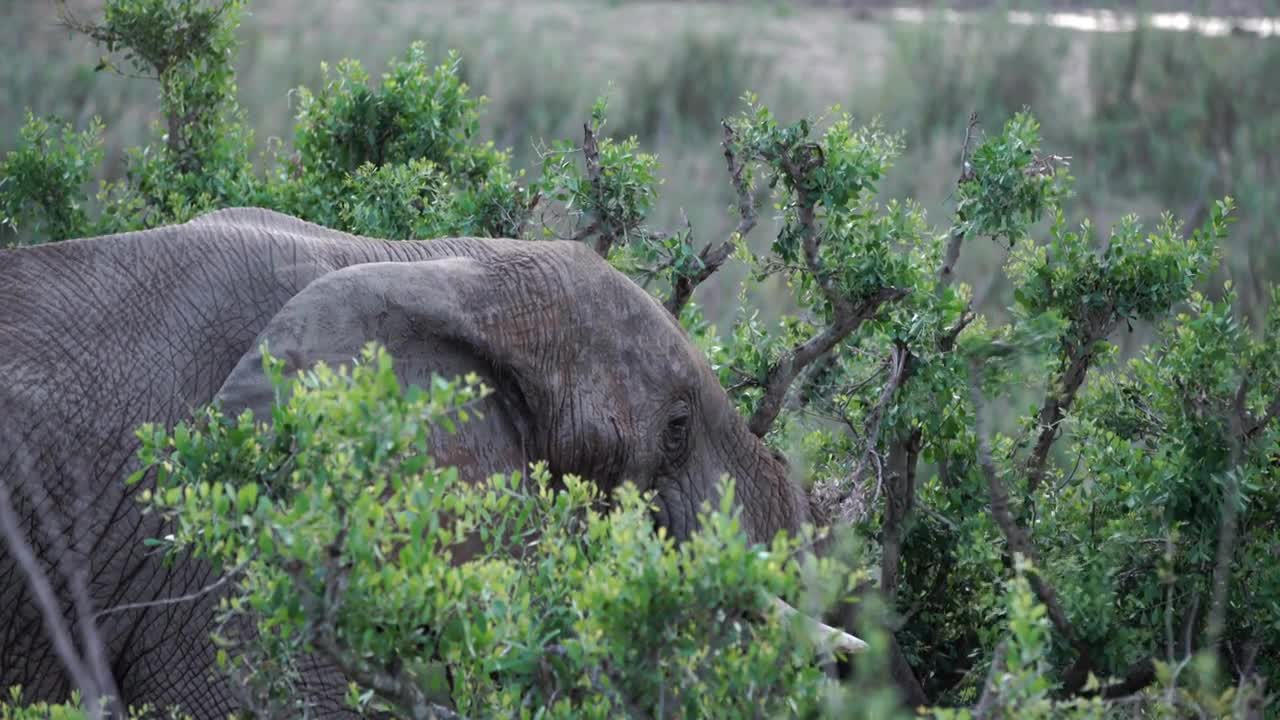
[0,208,814,717]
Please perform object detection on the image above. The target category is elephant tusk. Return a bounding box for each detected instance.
[769,596,870,655]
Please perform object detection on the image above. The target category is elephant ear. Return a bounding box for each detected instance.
[214,257,546,472]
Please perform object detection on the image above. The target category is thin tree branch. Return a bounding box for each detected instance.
[940,309,975,353]
[967,360,1080,650]
[0,478,103,716]
[67,469,120,717]
[972,355,1177,700]
[748,285,909,437]
[581,123,618,258]
[880,426,922,605]
[852,342,913,489]
[1207,377,1248,648]
[665,242,735,317]
[735,133,912,436]
[1025,337,1107,494]
[94,560,247,621]
[972,639,1008,719]
[939,112,980,289]
[0,440,123,719]
[666,122,758,316]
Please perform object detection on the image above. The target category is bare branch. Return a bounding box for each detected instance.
[1026,339,1105,494]
[95,561,246,621]
[0,478,103,715]
[879,425,922,605]
[973,639,1007,719]
[581,123,616,258]
[938,112,980,289]
[967,360,1079,649]
[666,122,759,316]
[67,468,120,716]
[851,342,913,490]
[1207,378,1248,648]
[0,436,123,719]
[959,112,979,183]
[748,285,909,438]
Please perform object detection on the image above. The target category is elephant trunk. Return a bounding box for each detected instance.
[722,426,815,548]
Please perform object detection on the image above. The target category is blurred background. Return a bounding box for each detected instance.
[5,0,1278,335]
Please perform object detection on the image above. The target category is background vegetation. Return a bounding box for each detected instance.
[6,0,1279,327]
[2,0,1278,718]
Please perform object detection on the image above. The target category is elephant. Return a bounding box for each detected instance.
[0,207,837,717]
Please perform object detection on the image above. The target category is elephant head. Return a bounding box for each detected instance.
[214,238,814,546]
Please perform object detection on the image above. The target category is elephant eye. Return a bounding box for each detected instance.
[662,407,691,460]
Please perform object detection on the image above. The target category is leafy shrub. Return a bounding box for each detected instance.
[0,687,189,720]
[130,344,890,718]
[0,8,531,244]
[2,0,1277,717]
[0,113,104,242]
[277,45,530,238]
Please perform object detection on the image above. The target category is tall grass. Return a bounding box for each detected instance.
[5,1,1277,327]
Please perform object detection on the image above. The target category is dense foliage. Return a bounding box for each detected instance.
[128,345,900,719]
[2,0,1276,717]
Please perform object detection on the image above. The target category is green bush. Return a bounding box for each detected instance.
[122,344,896,718]
[0,113,105,243]
[3,0,1277,717]
[0,687,189,720]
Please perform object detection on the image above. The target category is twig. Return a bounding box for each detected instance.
[973,639,1008,719]
[94,560,247,621]
[0,434,122,719]
[938,112,980,289]
[666,122,759,316]
[748,285,909,437]
[66,465,119,717]
[851,342,912,489]
[0,478,105,716]
[967,360,1081,651]
[940,309,975,352]
[1207,378,1248,648]
[959,112,979,183]
[581,123,617,258]
[1025,336,1106,494]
